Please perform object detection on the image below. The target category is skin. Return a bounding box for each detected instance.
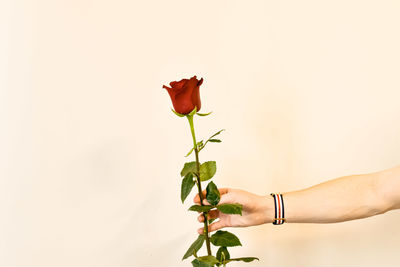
[194,164,400,234]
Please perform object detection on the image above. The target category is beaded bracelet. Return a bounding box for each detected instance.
[270,193,285,225]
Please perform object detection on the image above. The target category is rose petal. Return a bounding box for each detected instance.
[170,79,188,90]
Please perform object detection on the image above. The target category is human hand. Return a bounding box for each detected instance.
[193,188,274,234]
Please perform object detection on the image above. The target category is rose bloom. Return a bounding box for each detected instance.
[162,75,203,115]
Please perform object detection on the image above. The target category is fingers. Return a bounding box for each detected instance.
[197,220,226,234]
[198,210,219,222]
[193,188,230,204]
[195,190,234,206]
[193,189,207,204]
[218,192,235,205]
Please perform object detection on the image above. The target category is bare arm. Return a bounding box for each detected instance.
[284,165,400,223]
[194,165,400,233]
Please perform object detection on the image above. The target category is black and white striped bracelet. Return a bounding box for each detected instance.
[270,193,285,225]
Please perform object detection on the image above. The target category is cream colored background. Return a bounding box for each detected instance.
[1,0,400,266]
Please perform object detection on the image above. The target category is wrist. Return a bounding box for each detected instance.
[259,194,276,224]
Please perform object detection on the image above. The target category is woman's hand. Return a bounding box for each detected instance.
[193,188,273,234]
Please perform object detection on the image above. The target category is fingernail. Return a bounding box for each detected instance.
[197,228,203,234]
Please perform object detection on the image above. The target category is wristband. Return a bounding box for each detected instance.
[270,193,285,225]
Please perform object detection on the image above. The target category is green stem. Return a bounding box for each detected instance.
[187,114,212,256]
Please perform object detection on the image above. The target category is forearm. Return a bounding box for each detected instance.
[274,166,400,224]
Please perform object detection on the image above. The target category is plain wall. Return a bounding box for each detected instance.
[1,0,400,266]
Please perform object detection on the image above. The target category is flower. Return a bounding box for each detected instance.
[162,75,203,115]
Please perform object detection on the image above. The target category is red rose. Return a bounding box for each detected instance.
[162,75,203,115]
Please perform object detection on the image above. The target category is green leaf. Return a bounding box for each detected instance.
[185,141,203,157]
[188,205,214,212]
[197,256,219,265]
[191,259,206,267]
[206,181,220,206]
[198,130,225,152]
[209,129,225,139]
[224,257,259,263]
[208,218,216,224]
[191,258,216,267]
[216,203,242,215]
[199,161,216,181]
[181,162,197,177]
[216,247,230,262]
[196,111,213,116]
[210,230,242,247]
[181,173,195,203]
[182,235,205,260]
[197,140,204,150]
[185,147,195,157]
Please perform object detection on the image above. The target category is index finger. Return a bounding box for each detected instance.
[193,188,230,204]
